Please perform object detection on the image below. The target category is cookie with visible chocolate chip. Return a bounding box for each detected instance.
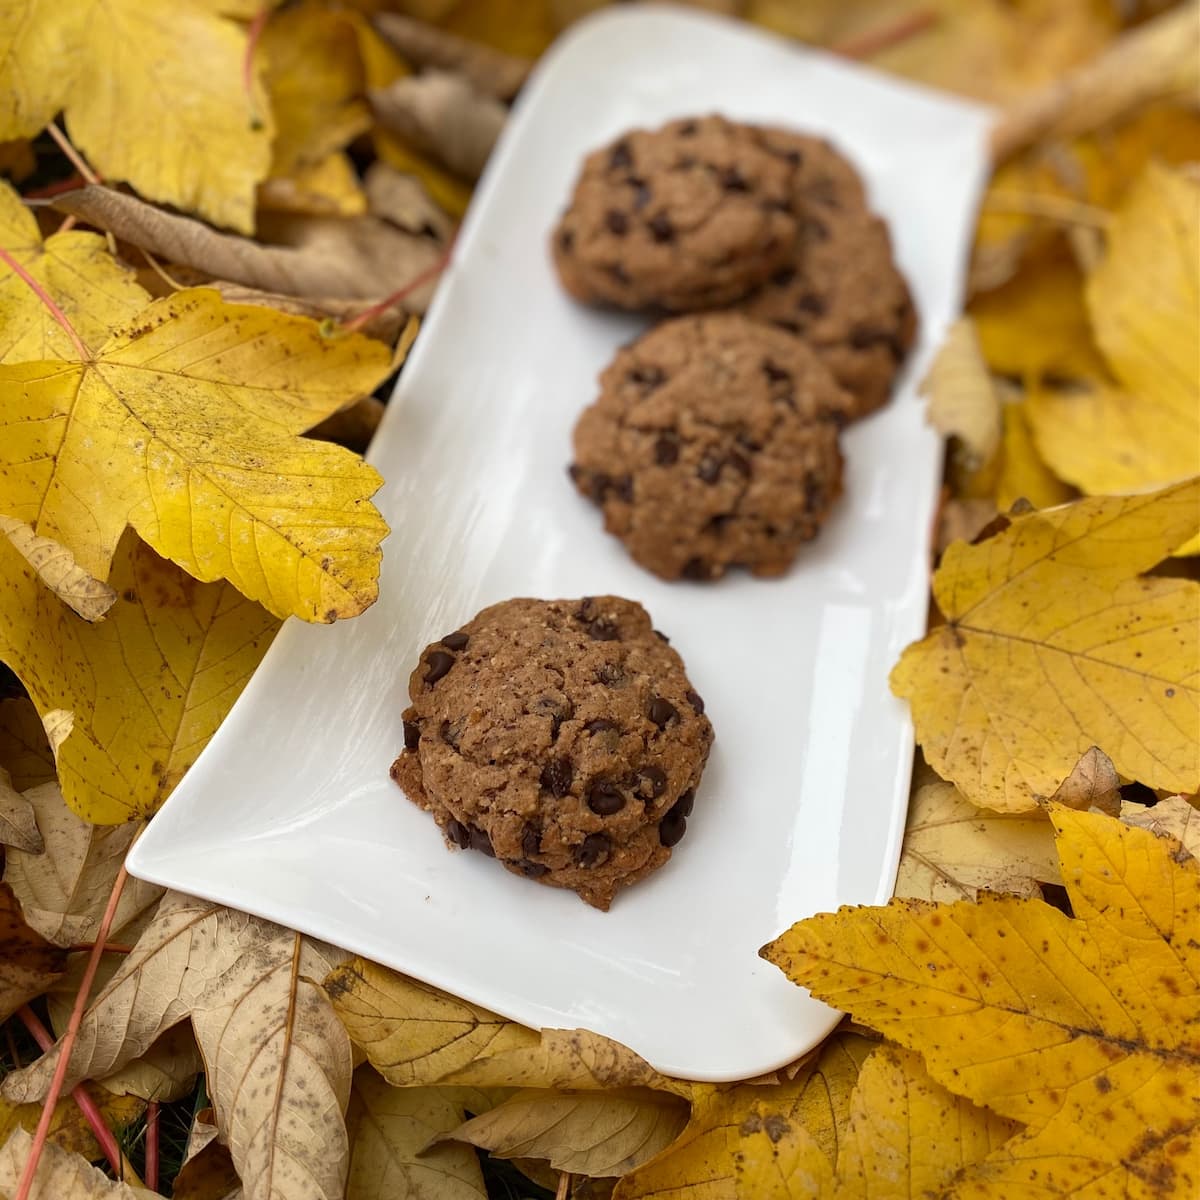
[570,313,849,581]
[391,596,713,911]
[738,128,917,418]
[551,115,799,311]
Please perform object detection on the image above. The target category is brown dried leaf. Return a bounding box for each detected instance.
[1048,746,1122,815]
[95,1023,206,1104]
[0,518,116,622]
[370,71,507,181]
[209,283,412,344]
[309,397,387,455]
[895,780,1063,903]
[372,12,531,100]
[1120,794,1200,858]
[0,1128,157,1198]
[54,186,441,305]
[922,318,1003,471]
[0,881,66,1022]
[438,1087,689,1178]
[0,766,41,853]
[3,782,162,946]
[346,1068,486,1200]
[0,697,55,793]
[365,163,456,243]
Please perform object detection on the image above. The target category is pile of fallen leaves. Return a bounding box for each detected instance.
[0,1,1197,1197]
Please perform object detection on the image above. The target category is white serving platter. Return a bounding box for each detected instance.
[128,5,992,1081]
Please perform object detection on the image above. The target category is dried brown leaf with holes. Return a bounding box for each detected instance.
[0,765,41,853]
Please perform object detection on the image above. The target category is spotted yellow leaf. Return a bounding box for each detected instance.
[0,530,278,822]
[0,286,392,621]
[764,807,1200,1199]
[891,480,1200,811]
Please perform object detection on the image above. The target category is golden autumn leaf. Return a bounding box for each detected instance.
[890,480,1200,811]
[993,399,1074,514]
[0,285,392,621]
[0,0,272,233]
[346,1068,487,1200]
[0,1087,144,1164]
[325,958,686,1096]
[0,1127,156,1199]
[764,807,1200,1199]
[0,531,278,823]
[0,880,66,1022]
[257,153,368,219]
[0,179,148,363]
[0,765,40,852]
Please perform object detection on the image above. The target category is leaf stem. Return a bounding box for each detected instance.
[64,941,134,955]
[832,8,938,59]
[45,123,101,186]
[556,1171,572,1200]
[15,1005,123,1178]
[243,4,272,128]
[145,1100,159,1191]
[338,240,455,335]
[14,861,131,1200]
[0,247,90,361]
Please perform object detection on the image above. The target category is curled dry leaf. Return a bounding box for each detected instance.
[891,480,1200,811]
[990,4,1200,162]
[0,1127,157,1199]
[0,696,55,792]
[922,318,1003,476]
[346,1068,486,1200]
[3,781,163,946]
[210,282,412,346]
[0,517,116,621]
[1121,794,1200,860]
[95,1023,206,1105]
[55,186,443,307]
[370,71,507,182]
[0,533,278,823]
[0,0,271,233]
[365,163,456,243]
[440,1087,689,1178]
[894,779,1062,903]
[0,880,67,1022]
[326,958,686,1095]
[257,153,368,219]
[0,179,147,363]
[763,808,1200,1199]
[0,764,41,853]
[0,279,393,623]
[373,12,532,100]
[1048,745,1121,815]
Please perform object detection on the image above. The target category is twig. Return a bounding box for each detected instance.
[64,941,134,955]
[982,190,1111,228]
[145,1101,159,1191]
[46,123,100,186]
[16,1006,123,1178]
[0,247,90,361]
[555,1171,572,1200]
[5,1022,23,1070]
[243,4,271,129]
[338,239,455,335]
[14,861,132,1200]
[832,8,938,59]
[22,174,86,200]
[136,246,189,293]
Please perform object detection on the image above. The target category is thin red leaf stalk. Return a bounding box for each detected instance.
[833,7,938,59]
[14,863,131,1200]
[144,1100,159,1191]
[16,1006,124,1177]
[338,240,456,336]
[0,247,90,361]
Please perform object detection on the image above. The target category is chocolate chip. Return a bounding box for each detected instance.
[681,557,710,580]
[678,120,698,136]
[648,213,674,242]
[629,364,665,388]
[607,262,630,284]
[577,832,612,867]
[648,697,679,728]
[654,433,680,465]
[783,148,803,165]
[674,155,697,170]
[606,209,628,235]
[629,178,651,209]
[719,166,748,191]
[659,808,687,847]
[568,463,582,483]
[653,629,670,642]
[424,650,455,686]
[614,474,634,503]
[446,818,470,849]
[588,618,620,641]
[706,514,732,533]
[685,690,705,715]
[697,453,723,484]
[584,718,619,735]
[674,788,696,818]
[586,471,612,502]
[515,859,549,878]
[439,718,461,748]
[522,824,542,857]
[849,324,886,349]
[588,780,626,816]
[771,265,797,287]
[402,719,421,751]
[762,360,792,386]
[804,472,825,513]
[467,824,495,856]
[802,216,830,241]
[441,631,469,651]
[609,140,632,170]
[797,292,826,316]
[595,663,625,686]
[633,764,667,800]
[540,757,574,797]
[728,451,751,477]
[558,229,574,252]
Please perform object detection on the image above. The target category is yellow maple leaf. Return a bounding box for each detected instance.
[994,399,1074,513]
[1028,163,1200,496]
[0,285,392,621]
[764,806,1200,1199]
[891,480,1200,811]
[0,530,278,822]
[0,179,148,362]
[0,0,273,232]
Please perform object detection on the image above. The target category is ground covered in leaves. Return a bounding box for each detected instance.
[0,1,1197,1198]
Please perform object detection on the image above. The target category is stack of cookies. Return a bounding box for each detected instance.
[555,114,916,581]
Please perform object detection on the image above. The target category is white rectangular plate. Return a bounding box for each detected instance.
[128,6,991,1081]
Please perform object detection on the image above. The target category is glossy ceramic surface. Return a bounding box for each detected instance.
[127,5,992,1080]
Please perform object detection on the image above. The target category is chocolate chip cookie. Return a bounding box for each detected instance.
[570,313,849,581]
[551,115,798,311]
[391,597,714,911]
[738,129,917,418]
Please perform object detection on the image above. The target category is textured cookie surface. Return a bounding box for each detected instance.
[551,115,798,311]
[570,313,848,581]
[738,128,917,417]
[391,596,713,910]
